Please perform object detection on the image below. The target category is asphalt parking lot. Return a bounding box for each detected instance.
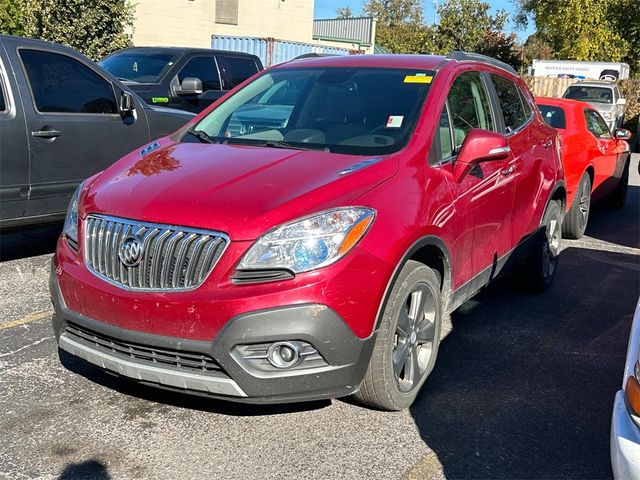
[1,154,639,480]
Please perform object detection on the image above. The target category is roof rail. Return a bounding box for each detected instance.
[446,51,517,75]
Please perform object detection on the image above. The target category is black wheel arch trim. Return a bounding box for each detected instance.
[372,235,453,332]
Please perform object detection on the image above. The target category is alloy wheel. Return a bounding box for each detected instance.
[393,283,437,393]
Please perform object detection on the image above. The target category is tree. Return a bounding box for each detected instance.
[363,0,436,54]
[0,0,134,60]
[515,0,628,62]
[435,0,508,53]
[521,33,553,67]
[608,0,640,76]
[477,31,522,71]
[336,6,353,18]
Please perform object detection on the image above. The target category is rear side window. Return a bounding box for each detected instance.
[222,56,259,88]
[447,71,495,150]
[538,105,566,129]
[178,57,221,91]
[20,49,117,114]
[491,74,527,133]
[584,109,612,138]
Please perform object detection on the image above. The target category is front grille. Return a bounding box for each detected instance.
[84,214,228,291]
[65,322,223,374]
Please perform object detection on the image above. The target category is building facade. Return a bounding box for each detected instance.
[131,0,314,48]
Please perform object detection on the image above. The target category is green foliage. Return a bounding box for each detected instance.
[517,0,638,76]
[0,0,29,36]
[477,31,523,71]
[521,33,553,67]
[610,0,640,77]
[435,0,507,53]
[363,0,437,54]
[0,0,133,60]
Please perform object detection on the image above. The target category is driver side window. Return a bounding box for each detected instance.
[447,71,495,151]
[584,109,612,139]
[178,57,221,91]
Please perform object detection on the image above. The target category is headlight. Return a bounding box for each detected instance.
[237,207,375,274]
[63,181,84,248]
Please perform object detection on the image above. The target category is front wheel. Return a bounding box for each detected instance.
[514,200,562,293]
[354,261,442,411]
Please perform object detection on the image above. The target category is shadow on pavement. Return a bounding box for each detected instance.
[58,349,331,417]
[58,459,110,479]
[0,222,62,262]
[409,246,639,479]
[585,185,639,249]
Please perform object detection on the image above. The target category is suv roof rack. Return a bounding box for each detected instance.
[446,51,517,75]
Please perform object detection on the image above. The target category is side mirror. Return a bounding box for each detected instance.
[176,77,203,95]
[617,98,627,106]
[615,128,632,140]
[119,91,135,115]
[453,129,511,183]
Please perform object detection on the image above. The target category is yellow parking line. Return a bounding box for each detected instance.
[0,310,53,331]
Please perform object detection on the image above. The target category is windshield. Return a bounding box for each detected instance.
[187,67,434,155]
[538,104,566,129]
[99,52,178,83]
[563,86,613,104]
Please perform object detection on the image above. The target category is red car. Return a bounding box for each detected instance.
[51,53,565,410]
[536,97,631,239]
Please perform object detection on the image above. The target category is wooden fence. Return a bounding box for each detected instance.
[523,77,578,98]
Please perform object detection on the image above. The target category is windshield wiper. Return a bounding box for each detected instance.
[187,129,222,144]
[260,140,327,152]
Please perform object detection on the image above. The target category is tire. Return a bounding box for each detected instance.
[354,260,442,411]
[610,157,629,209]
[562,173,591,239]
[514,200,562,293]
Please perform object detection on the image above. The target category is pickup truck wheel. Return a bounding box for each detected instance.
[515,200,562,293]
[354,260,441,411]
[562,173,591,239]
[610,158,629,209]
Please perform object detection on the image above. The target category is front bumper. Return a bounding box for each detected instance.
[51,270,376,403]
[611,390,640,478]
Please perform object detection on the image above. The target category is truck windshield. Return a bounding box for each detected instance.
[99,52,178,83]
[563,86,613,104]
[188,67,434,156]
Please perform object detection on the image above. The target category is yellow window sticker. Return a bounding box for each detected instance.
[404,74,433,84]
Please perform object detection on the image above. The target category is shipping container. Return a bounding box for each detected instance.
[532,59,630,81]
[211,36,351,67]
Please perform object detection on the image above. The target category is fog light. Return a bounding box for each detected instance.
[267,341,301,369]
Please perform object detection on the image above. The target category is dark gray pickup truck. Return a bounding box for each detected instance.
[0,35,194,229]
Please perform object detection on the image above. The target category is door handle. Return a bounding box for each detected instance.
[501,165,515,176]
[31,129,62,138]
[542,139,553,149]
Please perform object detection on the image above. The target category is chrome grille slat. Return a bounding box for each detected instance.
[84,214,228,291]
[148,230,173,288]
[110,223,122,283]
[160,231,184,288]
[172,233,198,288]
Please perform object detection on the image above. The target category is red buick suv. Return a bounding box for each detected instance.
[51,53,565,410]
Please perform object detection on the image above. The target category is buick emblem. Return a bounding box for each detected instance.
[118,235,144,267]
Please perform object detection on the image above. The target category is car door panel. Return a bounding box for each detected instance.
[9,44,151,218]
[437,70,514,287]
[0,40,29,223]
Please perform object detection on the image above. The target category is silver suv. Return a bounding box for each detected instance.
[563,81,626,131]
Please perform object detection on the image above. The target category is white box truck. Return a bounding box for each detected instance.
[532,59,630,81]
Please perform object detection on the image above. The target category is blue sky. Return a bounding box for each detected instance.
[313,0,535,40]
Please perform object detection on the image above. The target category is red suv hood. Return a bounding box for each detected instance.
[83,140,397,240]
